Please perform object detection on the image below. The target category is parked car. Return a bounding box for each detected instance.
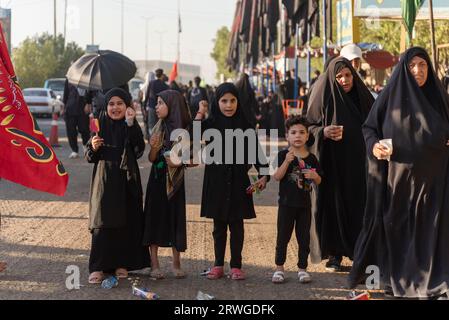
[23,88,64,118]
[44,78,66,100]
[129,78,144,101]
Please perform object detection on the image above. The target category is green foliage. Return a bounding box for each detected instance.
[12,33,84,88]
[211,26,237,81]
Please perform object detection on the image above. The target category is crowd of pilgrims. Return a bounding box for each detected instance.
[77,46,449,300]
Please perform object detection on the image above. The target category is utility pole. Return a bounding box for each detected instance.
[64,0,68,45]
[121,0,124,53]
[91,0,95,45]
[156,30,167,61]
[429,0,438,72]
[142,17,153,72]
[54,0,57,38]
[177,0,181,62]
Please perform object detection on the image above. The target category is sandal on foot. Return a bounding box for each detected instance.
[88,271,104,284]
[230,268,245,280]
[115,268,128,279]
[150,269,165,280]
[173,268,186,279]
[272,271,285,284]
[298,271,312,284]
[207,266,224,280]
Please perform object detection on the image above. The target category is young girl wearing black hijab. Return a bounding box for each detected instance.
[86,88,149,284]
[143,90,191,280]
[195,83,270,280]
[306,57,374,271]
[349,47,449,299]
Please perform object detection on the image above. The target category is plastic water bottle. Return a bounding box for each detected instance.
[132,286,160,300]
[101,276,118,289]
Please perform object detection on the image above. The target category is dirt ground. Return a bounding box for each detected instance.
[0,132,383,301]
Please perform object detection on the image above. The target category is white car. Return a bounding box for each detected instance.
[23,88,64,118]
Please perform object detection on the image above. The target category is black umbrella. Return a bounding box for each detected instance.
[66,50,136,90]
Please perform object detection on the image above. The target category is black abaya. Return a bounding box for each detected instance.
[349,47,449,298]
[306,57,374,260]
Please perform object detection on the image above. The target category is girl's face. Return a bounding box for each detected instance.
[336,67,354,93]
[409,56,428,87]
[107,96,127,120]
[219,93,238,117]
[156,97,169,119]
[287,124,309,148]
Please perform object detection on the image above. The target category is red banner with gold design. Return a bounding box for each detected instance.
[0,24,68,196]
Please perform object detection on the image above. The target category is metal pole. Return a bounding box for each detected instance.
[121,0,124,53]
[294,25,299,102]
[429,0,438,72]
[177,0,181,62]
[145,19,149,71]
[284,46,287,82]
[323,0,327,66]
[272,46,277,93]
[91,0,94,45]
[307,23,311,89]
[64,0,67,44]
[54,0,57,38]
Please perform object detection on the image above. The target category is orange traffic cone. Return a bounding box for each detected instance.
[49,111,60,147]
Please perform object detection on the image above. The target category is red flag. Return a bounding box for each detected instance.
[169,61,178,83]
[0,24,68,196]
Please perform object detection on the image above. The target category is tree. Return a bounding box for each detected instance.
[12,33,84,88]
[211,26,236,81]
[358,19,449,75]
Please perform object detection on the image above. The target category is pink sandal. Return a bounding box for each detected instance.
[207,266,224,280]
[230,268,245,280]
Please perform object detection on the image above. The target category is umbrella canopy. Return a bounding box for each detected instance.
[66,50,136,90]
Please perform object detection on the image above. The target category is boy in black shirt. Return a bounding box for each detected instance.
[272,116,322,284]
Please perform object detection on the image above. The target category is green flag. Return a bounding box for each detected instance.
[402,0,425,44]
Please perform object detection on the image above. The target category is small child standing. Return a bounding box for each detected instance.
[272,116,322,284]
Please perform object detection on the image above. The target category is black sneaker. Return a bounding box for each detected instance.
[325,256,342,272]
[384,285,394,298]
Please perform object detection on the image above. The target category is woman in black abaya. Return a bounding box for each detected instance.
[306,57,374,271]
[349,47,449,299]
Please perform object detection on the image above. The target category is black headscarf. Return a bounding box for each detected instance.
[157,89,192,149]
[105,87,132,107]
[235,73,258,128]
[307,57,373,129]
[97,88,131,160]
[209,82,252,132]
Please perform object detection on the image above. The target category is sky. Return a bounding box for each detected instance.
[2,0,236,84]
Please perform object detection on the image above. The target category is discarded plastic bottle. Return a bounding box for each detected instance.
[132,286,160,300]
[101,276,118,289]
[196,291,216,301]
[347,291,370,300]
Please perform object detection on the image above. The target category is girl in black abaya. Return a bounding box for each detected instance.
[306,57,374,271]
[349,47,449,299]
[86,88,149,284]
[195,83,270,280]
[143,90,191,280]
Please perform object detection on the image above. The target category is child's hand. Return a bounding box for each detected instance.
[285,151,296,164]
[302,169,318,180]
[91,136,104,151]
[255,176,268,191]
[150,133,161,148]
[165,154,182,168]
[125,107,136,126]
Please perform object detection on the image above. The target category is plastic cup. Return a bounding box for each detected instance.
[379,139,393,161]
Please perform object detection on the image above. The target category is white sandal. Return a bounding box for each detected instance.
[272,271,285,284]
[298,271,312,284]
